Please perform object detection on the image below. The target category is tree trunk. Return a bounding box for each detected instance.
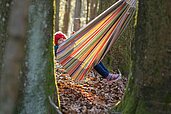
[62,0,71,34]
[86,0,90,23]
[0,0,11,75]
[89,0,98,21]
[56,0,60,31]
[117,1,171,114]
[19,0,56,113]
[73,0,81,31]
[0,0,59,113]
[0,0,29,113]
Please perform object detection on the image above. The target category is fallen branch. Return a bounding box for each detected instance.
[48,96,63,114]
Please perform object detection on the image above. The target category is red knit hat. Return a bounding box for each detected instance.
[54,31,67,45]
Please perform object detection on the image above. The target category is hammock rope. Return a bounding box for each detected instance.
[57,0,136,81]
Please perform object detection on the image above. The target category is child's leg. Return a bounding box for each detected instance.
[54,45,58,56]
[98,62,109,72]
[94,62,109,78]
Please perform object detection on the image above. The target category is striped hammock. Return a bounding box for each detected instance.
[57,0,136,81]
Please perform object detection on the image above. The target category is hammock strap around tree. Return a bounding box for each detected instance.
[57,0,136,81]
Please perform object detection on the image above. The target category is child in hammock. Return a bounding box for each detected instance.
[55,31,121,82]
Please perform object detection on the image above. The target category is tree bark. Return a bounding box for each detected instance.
[0,0,11,74]
[117,0,171,114]
[73,0,81,31]
[18,0,56,113]
[0,0,60,113]
[62,0,71,34]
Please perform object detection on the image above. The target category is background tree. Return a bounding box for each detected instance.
[86,0,90,23]
[62,0,71,34]
[0,0,29,113]
[116,0,171,114]
[89,0,98,21]
[73,0,82,31]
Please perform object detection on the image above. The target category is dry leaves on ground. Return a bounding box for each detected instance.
[56,64,127,114]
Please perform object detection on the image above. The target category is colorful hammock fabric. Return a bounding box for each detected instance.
[57,0,136,81]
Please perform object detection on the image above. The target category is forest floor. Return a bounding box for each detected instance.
[56,63,127,114]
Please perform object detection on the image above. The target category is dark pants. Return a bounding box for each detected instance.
[94,62,109,78]
[55,45,58,56]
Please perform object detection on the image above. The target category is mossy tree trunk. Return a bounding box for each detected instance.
[0,0,11,74]
[19,0,56,113]
[0,0,56,113]
[117,0,171,114]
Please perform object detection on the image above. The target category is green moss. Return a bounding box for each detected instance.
[133,0,139,27]
[118,74,138,113]
[114,0,171,113]
[44,35,56,113]
[0,0,11,76]
[43,1,57,112]
[135,100,151,114]
[122,92,137,114]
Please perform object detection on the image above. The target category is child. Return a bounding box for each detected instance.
[55,31,121,81]
[54,31,67,56]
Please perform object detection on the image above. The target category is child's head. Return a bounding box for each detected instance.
[55,31,67,45]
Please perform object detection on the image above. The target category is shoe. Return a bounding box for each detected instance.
[106,69,122,82]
